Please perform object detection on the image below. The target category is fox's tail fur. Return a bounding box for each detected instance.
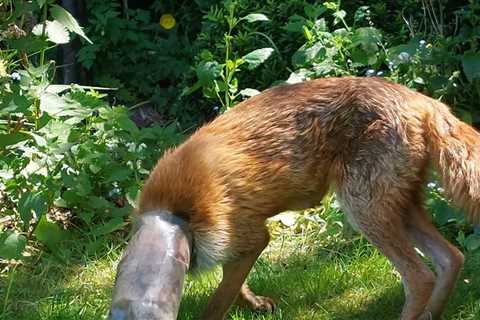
[426,100,480,223]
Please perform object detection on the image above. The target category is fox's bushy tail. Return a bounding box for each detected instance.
[426,100,480,223]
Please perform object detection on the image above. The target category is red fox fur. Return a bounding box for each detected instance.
[138,77,479,320]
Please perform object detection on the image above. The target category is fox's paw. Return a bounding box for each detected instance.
[247,295,276,312]
[236,285,276,313]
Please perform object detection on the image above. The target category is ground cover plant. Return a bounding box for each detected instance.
[1,0,480,319]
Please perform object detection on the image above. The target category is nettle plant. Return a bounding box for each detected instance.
[0,2,184,260]
[185,1,276,111]
[284,2,385,83]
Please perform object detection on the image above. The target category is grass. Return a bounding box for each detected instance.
[0,216,479,320]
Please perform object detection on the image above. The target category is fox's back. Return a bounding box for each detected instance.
[190,77,432,206]
[140,77,439,217]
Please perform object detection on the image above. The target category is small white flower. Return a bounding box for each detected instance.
[10,72,20,81]
[376,70,384,76]
[419,39,426,47]
[398,52,410,62]
[427,182,436,189]
[437,187,445,193]
[331,199,340,209]
[365,69,376,77]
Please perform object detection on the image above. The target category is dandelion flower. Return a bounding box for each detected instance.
[160,14,176,30]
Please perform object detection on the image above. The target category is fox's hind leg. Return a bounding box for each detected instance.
[339,189,435,320]
[406,204,464,319]
[337,146,437,320]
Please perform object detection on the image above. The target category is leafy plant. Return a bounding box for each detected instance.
[185,1,275,111]
[0,1,184,260]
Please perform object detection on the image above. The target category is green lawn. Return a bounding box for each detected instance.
[1,220,479,320]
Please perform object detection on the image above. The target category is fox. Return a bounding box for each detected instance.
[109,76,480,320]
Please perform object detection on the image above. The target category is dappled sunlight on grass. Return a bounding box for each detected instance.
[1,227,479,320]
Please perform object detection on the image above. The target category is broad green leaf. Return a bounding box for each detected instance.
[465,234,480,252]
[239,88,260,97]
[462,52,480,83]
[351,47,376,66]
[196,61,222,84]
[351,27,382,54]
[40,92,90,121]
[292,42,326,67]
[414,77,425,85]
[286,71,307,84]
[34,215,66,251]
[32,20,70,44]
[3,94,31,113]
[50,5,92,44]
[0,231,26,259]
[0,132,30,149]
[18,192,48,226]
[76,173,93,196]
[116,116,139,134]
[284,15,307,34]
[87,196,112,210]
[26,132,47,147]
[91,217,125,236]
[106,164,131,182]
[39,92,68,116]
[429,199,457,226]
[242,13,269,23]
[243,48,274,70]
[5,36,48,54]
[304,3,327,19]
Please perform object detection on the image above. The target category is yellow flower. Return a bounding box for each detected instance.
[160,14,176,30]
[0,59,8,78]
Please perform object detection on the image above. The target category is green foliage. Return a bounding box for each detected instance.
[0,2,183,260]
[1,0,480,261]
[426,181,480,253]
[185,1,274,110]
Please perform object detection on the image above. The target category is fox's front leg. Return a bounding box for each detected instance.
[200,231,272,320]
